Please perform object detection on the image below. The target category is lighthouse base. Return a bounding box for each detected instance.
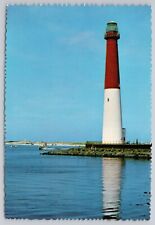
[102,89,124,144]
[102,140,124,144]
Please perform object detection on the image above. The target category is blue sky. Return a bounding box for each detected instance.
[6,5,151,142]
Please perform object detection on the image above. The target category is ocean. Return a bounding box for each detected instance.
[5,145,151,220]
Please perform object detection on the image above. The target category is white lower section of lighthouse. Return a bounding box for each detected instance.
[102,88,124,144]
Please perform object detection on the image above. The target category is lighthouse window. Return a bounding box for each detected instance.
[107,98,109,102]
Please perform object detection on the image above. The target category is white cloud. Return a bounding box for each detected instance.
[61,31,103,53]
[66,31,94,45]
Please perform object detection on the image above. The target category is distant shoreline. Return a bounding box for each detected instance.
[5,140,151,146]
[5,141,85,147]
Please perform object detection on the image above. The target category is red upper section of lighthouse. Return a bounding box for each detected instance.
[104,22,120,89]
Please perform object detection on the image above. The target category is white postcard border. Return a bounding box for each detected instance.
[0,1,154,225]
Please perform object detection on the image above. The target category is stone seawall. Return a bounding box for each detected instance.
[41,144,151,159]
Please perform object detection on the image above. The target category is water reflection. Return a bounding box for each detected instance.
[5,146,150,219]
[102,158,123,219]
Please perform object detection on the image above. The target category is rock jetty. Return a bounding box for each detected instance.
[41,143,151,159]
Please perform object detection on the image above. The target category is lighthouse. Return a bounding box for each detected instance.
[102,21,125,144]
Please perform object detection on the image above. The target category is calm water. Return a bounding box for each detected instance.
[5,145,151,220]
